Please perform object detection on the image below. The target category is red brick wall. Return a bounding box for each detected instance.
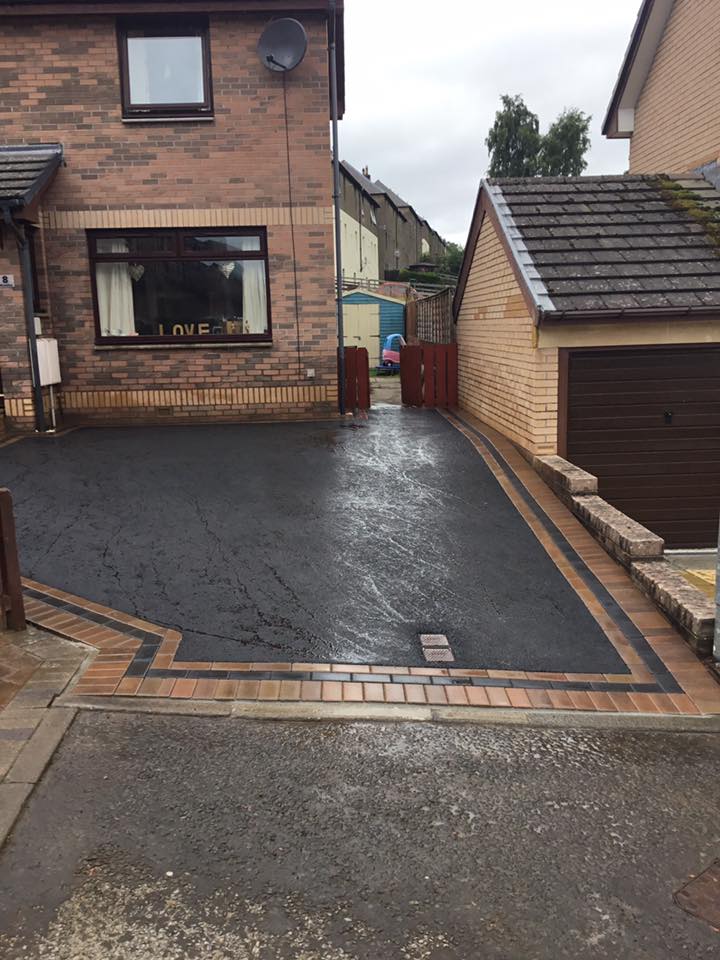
[0,13,339,426]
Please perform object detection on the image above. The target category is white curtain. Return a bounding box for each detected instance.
[96,241,136,336]
[242,261,268,333]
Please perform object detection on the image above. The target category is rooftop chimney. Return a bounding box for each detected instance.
[362,166,370,178]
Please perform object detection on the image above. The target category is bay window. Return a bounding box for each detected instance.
[88,229,271,344]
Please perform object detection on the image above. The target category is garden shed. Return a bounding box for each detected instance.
[343,289,405,366]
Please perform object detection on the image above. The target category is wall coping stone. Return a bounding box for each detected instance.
[631,559,715,653]
[534,455,598,497]
[532,454,714,657]
[570,494,665,560]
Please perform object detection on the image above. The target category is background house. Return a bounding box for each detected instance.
[0,0,345,431]
[338,162,380,283]
[340,162,447,279]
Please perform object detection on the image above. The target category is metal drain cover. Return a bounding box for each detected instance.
[675,860,720,929]
[424,648,454,662]
[420,634,449,647]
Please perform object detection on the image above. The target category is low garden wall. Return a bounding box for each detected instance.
[534,455,715,656]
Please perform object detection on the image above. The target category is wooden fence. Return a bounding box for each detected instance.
[0,488,25,630]
[415,287,454,344]
[400,343,458,408]
[340,346,370,411]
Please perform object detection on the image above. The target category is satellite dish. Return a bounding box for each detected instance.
[258,18,308,73]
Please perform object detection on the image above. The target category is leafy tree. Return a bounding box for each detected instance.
[486,95,541,178]
[486,96,592,178]
[439,242,464,276]
[538,108,592,176]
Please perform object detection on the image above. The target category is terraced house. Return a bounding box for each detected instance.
[0,0,345,430]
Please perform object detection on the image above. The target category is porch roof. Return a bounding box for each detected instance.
[0,144,63,211]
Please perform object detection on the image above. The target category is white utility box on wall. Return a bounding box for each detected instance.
[36,338,61,386]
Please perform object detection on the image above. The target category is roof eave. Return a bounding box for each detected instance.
[339,163,381,207]
[602,0,674,139]
[540,303,720,324]
[453,180,552,323]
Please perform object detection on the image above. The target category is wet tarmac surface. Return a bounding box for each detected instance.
[1,713,719,959]
[0,407,625,670]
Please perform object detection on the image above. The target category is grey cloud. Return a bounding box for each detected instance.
[339,0,638,244]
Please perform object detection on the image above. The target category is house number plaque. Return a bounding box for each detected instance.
[0,274,15,288]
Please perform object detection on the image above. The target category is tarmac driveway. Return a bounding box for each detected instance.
[0,407,625,672]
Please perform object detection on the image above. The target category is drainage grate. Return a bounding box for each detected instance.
[420,633,454,663]
[674,860,720,929]
[424,648,454,662]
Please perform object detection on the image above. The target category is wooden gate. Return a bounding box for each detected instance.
[400,343,458,408]
[340,346,370,412]
[0,488,25,630]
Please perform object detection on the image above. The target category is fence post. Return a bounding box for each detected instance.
[357,347,370,410]
[714,515,719,662]
[400,345,422,406]
[0,488,25,631]
[448,343,459,407]
[423,345,436,407]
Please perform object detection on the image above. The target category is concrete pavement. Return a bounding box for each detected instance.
[0,712,719,959]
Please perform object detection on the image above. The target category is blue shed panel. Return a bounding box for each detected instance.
[343,291,405,343]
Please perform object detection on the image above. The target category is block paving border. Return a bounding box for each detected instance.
[16,410,720,717]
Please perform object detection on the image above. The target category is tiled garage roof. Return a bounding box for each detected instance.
[0,144,63,209]
[456,173,720,320]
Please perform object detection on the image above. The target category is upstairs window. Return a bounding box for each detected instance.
[118,18,213,119]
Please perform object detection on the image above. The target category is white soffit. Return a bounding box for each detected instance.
[605,0,674,137]
[484,182,555,315]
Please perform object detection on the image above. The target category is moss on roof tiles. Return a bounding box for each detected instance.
[653,177,720,252]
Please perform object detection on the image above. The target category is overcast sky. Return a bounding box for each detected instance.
[340,0,639,245]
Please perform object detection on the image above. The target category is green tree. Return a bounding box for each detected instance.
[439,242,464,276]
[538,108,592,176]
[485,95,541,178]
[486,96,592,178]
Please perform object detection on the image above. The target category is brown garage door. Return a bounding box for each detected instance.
[566,346,720,549]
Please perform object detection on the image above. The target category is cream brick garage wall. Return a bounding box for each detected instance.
[455,216,558,455]
[630,0,720,173]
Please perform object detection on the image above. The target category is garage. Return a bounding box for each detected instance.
[565,345,720,549]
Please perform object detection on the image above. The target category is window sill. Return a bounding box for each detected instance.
[121,116,215,124]
[94,341,273,351]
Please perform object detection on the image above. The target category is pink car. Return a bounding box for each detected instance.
[381,333,406,367]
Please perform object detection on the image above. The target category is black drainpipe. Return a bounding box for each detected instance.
[2,207,45,432]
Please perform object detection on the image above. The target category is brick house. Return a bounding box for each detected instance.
[340,162,447,278]
[603,0,719,178]
[0,0,345,431]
